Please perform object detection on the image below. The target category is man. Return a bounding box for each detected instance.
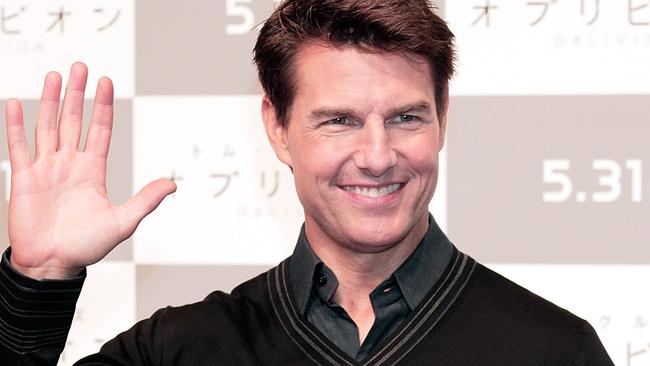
[0,0,614,365]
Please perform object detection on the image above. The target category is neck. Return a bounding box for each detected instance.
[304,215,429,344]
[305,215,429,305]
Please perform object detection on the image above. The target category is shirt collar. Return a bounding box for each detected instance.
[392,215,454,309]
[289,225,322,314]
[288,214,454,314]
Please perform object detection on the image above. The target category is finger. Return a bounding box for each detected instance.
[34,71,62,159]
[57,62,88,151]
[5,99,32,172]
[83,76,113,158]
[116,179,177,236]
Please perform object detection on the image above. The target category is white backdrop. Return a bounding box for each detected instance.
[0,1,648,364]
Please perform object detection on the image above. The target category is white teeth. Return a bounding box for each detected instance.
[343,183,401,198]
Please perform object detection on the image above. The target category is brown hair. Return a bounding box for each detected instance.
[253,0,455,126]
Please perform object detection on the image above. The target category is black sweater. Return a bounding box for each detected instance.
[1,249,614,365]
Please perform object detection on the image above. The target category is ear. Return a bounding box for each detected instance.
[261,96,293,167]
[437,87,449,151]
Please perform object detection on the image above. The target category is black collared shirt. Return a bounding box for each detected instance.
[288,214,453,361]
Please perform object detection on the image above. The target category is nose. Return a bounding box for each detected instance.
[354,119,397,177]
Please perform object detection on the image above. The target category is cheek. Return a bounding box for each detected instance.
[291,139,350,187]
[406,147,439,202]
[403,140,439,175]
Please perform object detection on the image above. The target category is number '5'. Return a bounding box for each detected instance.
[543,159,573,203]
[226,0,254,35]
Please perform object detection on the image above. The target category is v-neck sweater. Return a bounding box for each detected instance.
[1,247,614,365]
[83,250,611,364]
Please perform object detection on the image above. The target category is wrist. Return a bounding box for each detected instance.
[9,257,83,281]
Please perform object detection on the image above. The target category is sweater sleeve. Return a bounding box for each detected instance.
[573,321,615,366]
[0,247,86,366]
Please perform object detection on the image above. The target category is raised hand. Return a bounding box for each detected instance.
[5,63,176,280]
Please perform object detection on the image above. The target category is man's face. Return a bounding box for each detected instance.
[264,43,446,254]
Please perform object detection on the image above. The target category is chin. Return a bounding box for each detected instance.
[344,224,409,253]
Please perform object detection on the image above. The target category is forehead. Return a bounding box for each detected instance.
[290,42,435,110]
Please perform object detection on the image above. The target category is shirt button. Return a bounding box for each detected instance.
[316,273,327,286]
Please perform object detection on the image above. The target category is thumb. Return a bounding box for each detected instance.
[116,178,177,236]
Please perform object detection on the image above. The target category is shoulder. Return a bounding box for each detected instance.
[93,265,293,364]
[125,268,277,357]
[443,261,612,363]
[463,263,586,332]
[158,267,273,328]
[420,258,613,365]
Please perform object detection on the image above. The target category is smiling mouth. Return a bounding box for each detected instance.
[341,183,402,198]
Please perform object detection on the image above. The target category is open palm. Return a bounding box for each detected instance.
[5,63,176,279]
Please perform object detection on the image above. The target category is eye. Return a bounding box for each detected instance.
[323,117,355,126]
[390,114,419,124]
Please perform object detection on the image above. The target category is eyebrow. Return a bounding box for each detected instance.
[308,101,433,121]
[385,102,433,117]
[309,106,361,121]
